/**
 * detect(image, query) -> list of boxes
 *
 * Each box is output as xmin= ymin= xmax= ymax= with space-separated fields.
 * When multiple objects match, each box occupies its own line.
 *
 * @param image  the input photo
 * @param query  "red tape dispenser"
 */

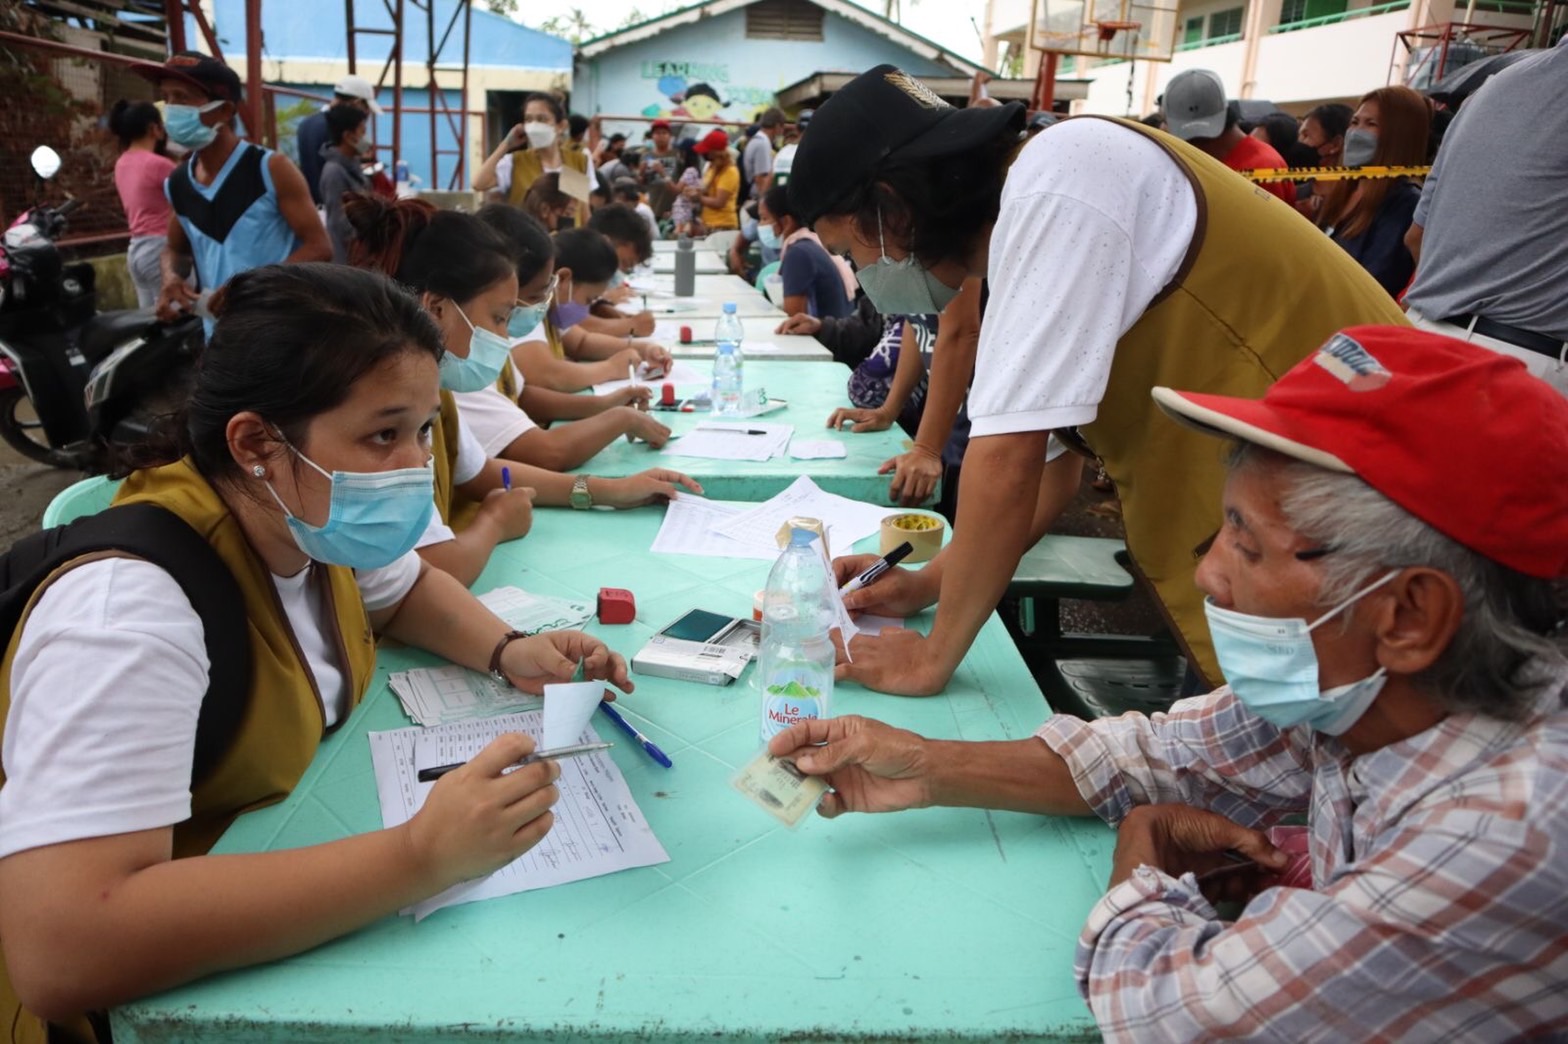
xmin=596 ymin=587 xmax=636 ymax=625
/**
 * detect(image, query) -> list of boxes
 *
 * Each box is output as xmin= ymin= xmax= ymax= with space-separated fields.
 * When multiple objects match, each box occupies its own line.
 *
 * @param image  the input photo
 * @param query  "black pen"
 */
xmin=416 ymin=741 xmax=612 ymax=782
xmin=839 ymin=541 xmax=914 ymax=594
xmin=703 ymin=428 xmax=767 ymax=436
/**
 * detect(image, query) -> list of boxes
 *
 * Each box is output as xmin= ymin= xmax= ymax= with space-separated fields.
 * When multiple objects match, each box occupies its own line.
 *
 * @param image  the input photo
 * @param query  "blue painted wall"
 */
xmin=576 ymin=7 xmax=958 ymax=138
xmin=188 ymin=0 xmax=570 ymax=189
xmin=191 ymin=0 xmax=569 ymax=70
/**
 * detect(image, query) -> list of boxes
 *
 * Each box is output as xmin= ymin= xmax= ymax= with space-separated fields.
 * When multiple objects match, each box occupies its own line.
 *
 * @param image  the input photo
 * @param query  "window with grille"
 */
xmin=1279 ymin=0 xmax=1309 ymax=23
xmin=1208 ymin=7 xmax=1244 ymax=38
xmin=1183 ymin=15 xmax=1205 ymax=44
xmin=745 ymin=0 xmax=826 ymax=41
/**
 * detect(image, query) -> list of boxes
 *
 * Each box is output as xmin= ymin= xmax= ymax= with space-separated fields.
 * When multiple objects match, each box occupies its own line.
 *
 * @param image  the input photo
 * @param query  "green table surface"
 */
xmin=662 ymin=316 xmax=831 ymax=362
xmin=112 ymin=509 xmax=1111 ymax=1043
xmin=580 ymin=359 xmax=918 ymax=504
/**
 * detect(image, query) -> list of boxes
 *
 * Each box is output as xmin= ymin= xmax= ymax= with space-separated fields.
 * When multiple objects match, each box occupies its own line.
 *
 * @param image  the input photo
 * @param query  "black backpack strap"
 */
xmin=0 ymin=504 xmax=251 ymax=786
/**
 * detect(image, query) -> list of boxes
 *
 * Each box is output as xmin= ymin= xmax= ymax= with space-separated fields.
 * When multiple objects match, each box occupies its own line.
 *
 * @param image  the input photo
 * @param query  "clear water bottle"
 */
xmin=712 ymin=302 xmax=744 ymax=416
xmin=758 ymin=528 xmax=834 ymax=743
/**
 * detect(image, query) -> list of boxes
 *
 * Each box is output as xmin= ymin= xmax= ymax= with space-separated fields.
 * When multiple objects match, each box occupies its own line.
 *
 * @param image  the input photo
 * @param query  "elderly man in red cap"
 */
xmin=771 ymin=327 xmax=1568 ymax=1041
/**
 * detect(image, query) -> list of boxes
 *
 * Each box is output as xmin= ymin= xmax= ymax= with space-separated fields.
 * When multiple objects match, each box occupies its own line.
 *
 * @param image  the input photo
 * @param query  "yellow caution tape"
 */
xmin=1241 ymin=165 xmax=1432 ymax=182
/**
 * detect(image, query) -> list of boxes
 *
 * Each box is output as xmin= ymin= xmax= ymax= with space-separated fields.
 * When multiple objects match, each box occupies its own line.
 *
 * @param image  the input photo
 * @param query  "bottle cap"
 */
xmin=722 ymin=302 xmax=737 ymax=314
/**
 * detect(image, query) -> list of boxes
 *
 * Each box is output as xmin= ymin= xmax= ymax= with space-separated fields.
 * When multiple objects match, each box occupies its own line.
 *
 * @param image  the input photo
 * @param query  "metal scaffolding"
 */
xmin=159 ymin=0 xmax=473 ymax=189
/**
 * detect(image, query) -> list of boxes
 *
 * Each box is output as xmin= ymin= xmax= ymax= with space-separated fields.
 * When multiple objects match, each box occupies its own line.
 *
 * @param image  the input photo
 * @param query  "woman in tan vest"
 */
xmin=473 ymin=92 xmax=590 ymax=228
xmin=785 ymin=64 xmax=1405 ymax=697
xmin=0 ymin=264 xmax=631 ymax=1042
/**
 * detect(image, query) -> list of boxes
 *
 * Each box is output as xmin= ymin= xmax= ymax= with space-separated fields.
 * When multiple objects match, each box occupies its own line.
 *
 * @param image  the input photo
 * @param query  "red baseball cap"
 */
xmin=1152 ymin=325 xmax=1568 ymax=578
xmin=693 ymin=128 xmax=730 ymax=154
xmin=650 ymin=119 xmax=672 ymax=131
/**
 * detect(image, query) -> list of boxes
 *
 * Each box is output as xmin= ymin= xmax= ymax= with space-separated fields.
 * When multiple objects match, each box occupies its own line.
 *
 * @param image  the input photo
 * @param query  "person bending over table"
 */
xmin=774 ymin=328 xmax=1568 ymax=1041
xmin=787 ymin=65 xmax=1407 ymax=694
xmin=0 ymin=264 xmax=634 ymax=1043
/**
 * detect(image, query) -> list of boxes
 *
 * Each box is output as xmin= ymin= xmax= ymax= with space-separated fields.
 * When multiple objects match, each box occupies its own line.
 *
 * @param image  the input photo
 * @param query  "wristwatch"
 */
xmin=569 ymin=474 xmax=594 ymax=510
xmin=488 ymin=630 xmax=529 ymax=685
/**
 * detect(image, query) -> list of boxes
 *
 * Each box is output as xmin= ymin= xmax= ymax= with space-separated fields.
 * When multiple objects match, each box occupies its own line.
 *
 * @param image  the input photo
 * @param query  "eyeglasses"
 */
xmin=518 ymin=273 xmax=558 ymax=308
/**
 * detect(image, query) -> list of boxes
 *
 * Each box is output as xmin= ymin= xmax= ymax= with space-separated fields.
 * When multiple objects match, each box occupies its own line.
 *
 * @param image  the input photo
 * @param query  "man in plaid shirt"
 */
xmin=772 ymin=326 xmax=1568 ymax=1041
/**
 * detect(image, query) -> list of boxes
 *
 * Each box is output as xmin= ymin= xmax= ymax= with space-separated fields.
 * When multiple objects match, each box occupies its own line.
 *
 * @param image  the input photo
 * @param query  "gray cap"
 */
xmin=1162 ymin=69 xmax=1228 ymax=141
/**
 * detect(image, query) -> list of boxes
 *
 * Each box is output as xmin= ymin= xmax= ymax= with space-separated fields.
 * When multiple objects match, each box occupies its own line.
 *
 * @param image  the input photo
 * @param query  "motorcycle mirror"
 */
xmin=30 ymin=146 xmax=62 ymax=180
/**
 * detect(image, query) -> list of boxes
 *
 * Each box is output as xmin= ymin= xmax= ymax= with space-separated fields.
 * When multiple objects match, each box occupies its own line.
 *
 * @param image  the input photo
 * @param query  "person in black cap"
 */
xmin=131 ymin=51 xmax=328 ymax=326
xmin=787 ymin=64 xmax=1407 ymax=697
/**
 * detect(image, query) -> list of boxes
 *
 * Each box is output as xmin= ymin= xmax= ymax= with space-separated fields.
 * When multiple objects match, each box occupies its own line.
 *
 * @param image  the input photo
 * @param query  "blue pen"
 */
xmin=501 ymin=466 xmax=511 ymax=492
xmin=598 ymin=700 xmax=673 ymax=768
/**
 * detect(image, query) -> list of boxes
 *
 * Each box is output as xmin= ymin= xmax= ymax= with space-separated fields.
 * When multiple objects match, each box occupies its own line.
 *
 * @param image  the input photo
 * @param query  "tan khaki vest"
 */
xmin=432 ymin=389 xmax=482 ymax=532
xmin=1073 ymin=117 xmax=1407 ymax=684
xmin=0 ymin=458 xmax=378 ymax=1043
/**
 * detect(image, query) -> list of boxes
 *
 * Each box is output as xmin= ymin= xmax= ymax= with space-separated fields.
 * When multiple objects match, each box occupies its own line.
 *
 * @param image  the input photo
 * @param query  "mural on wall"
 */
xmin=639 ymin=60 xmax=778 ymax=124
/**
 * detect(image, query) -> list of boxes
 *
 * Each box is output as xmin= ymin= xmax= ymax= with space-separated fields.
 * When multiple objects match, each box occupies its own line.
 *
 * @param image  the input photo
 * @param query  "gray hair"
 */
xmin=1229 ymin=444 xmax=1566 ymax=721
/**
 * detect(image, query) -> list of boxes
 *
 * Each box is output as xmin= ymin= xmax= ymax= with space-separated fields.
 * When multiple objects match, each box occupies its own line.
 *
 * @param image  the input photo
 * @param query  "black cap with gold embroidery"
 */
xmin=788 ymin=64 xmax=1025 ymax=226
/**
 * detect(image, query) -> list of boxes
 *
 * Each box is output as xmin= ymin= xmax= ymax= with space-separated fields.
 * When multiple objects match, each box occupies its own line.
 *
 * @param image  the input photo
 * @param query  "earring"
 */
xmin=252 ymin=464 xmax=267 ymax=478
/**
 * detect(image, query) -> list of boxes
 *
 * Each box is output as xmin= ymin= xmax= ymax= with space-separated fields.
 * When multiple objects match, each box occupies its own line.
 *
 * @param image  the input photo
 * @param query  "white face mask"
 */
xmin=525 ymin=122 xmax=557 ymax=150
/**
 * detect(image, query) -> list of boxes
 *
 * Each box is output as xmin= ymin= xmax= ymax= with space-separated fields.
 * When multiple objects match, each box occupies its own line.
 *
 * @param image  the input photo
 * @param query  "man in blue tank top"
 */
xmin=131 ymin=52 xmax=328 ymax=325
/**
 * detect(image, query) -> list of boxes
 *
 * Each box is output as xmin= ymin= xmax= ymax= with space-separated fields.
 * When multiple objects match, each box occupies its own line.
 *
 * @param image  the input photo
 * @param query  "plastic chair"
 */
xmin=41 ymin=475 xmax=121 ymax=527
xmin=705 ymin=229 xmax=740 ymax=259
xmin=753 ymin=260 xmax=781 ymax=293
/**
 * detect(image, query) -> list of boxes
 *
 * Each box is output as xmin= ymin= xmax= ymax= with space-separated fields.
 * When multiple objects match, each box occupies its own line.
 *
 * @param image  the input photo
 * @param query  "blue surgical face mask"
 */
xmin=440 ymin=300 xmax=512 ymax=392
xmin=508 ymin=274 xmax=556 ymax=340
xmin=164 ymin=100 xmax=224 ymax=149
xmin=608 ymin=270 xmax=627 ymax=289
xmin=757 ymin=222 xmax=781 ymax=250
xmin=1342 ymin=128 xmax=1378 ymax=169
xmin=853 ymin=208 xmax=960 ymax=317
xmin=265 ymin=441 xmax=434 ymax=570
xmin=1205 ymin=571 xmax=1399 ymax=736
xmin=550 ymin=274 xmax=590 ymax=330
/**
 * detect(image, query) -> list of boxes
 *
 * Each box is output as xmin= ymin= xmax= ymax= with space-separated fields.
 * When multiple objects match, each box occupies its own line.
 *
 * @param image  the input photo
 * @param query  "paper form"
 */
xmin=477 ymin=587 xmax=594 ymax=634
xmin=369 ymin=711 xmax=669 ymax=920
xmin=541 ymin=680 xmax=605 ymax=748
xmin=388 ymin=665 xmax=542 ymax=726
xmin=649 ymin=495 xmax=778 ymax=559
xmin=712 ymin=476 xmax=893 ymax=552
xmin=662 ymin=421 xmax=793 ymax=462
xmin=591 ymin=359 xmax=708 ymax=396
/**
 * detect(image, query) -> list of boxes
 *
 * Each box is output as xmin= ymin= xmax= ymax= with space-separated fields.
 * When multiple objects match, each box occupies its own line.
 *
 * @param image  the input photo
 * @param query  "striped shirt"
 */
xmin=1037 ymin=678 xmax=1568 ymax=1042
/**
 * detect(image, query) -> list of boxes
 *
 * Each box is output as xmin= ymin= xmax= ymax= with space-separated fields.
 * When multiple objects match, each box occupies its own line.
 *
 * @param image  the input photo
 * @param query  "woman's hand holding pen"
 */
xmin=500 ymin=632 xmax=633 ymax=697
xmin=405 ymin=732 xmax=561 ymax=885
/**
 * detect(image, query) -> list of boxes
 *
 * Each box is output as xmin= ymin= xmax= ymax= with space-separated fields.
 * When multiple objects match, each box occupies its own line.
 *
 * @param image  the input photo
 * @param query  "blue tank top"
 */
xmin=165 ymin=143 xmax=298 ymax=297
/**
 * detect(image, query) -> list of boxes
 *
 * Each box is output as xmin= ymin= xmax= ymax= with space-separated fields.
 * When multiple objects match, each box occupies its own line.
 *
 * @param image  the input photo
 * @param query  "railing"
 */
xmin=1176 ymin=30 xmax=1244 ymax=50
xmin=1268 ymin=0 xmax=1410 ymax=35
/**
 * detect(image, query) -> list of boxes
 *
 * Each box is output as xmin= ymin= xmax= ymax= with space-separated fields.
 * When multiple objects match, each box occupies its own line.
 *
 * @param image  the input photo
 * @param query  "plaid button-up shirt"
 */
xmin=1037 ymin=677 xmax=1568 ymax=1042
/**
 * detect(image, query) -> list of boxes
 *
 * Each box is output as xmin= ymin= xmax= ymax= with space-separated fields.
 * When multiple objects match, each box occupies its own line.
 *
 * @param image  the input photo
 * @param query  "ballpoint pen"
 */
xmin=598 ymin=700 xmax=673 ymax=768
xmin=840 ymin=541 xmax=914 ymax=594
xmin=501 ymin=465 xmax=511 ymax=492
xmin=416 ymin=742 xmax=612 ymax=783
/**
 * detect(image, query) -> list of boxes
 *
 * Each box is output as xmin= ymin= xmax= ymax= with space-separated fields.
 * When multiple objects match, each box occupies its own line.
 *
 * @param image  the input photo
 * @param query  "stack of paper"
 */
xmin=389 ymin=589 xmax=594 ymax=726
xmin=648 ymin=479 xmax=895 ymax=561
xmin=369 ymin=711 xmax=669 ymax=920
xmin=478 ymin=587 xmax=594 ymax=633
xmin=648 ymin=494 xmax=780 ymax=559
xmin=712 ymin=475 xmax=892 ymax=554
xmin=663 ymin=421 xmax=793 ymax=462
xmin=389 ymin=665 xmax=538 ymax=726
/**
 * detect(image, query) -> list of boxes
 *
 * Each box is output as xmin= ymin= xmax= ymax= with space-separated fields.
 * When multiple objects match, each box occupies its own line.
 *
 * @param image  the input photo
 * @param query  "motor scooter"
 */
xmin=0 ymin=145 xmax=201 ymax=471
